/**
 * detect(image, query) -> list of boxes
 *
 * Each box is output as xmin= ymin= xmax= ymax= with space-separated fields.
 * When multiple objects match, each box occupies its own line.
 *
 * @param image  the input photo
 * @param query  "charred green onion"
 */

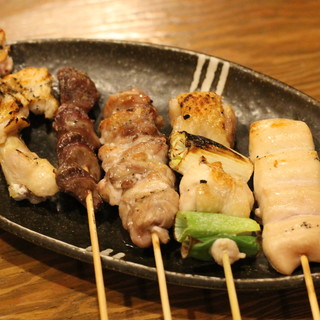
xmin=169 ymin=131 xmax=253 ymax=182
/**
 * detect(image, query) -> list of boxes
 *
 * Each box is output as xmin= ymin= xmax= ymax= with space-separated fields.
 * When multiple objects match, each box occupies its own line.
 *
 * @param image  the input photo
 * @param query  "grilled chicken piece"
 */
xmin=249 ymin=118 xmax=320 ymax=274
xmin=169 ymin=92 xmax=236 ymax=148
xmin=98 ymin=88 xmax=179 ymax=247
xmin=179 ymin=160 xmax=254 ymax=218
xmin=0 ymin=136 xmax=58 ymax=203
xmin=0 ymin=67 xmax=59 ymax=143
xmin=0 ymin=92 xmax=29 ymax=144
xmin=2 ymin=67 xmax=59 ymax=119
xmin=0 ymin=29 xmax=13 ymax=76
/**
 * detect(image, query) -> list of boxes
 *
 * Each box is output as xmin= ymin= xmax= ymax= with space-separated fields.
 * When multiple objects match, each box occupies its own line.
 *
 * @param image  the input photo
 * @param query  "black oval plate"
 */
xmin=1 ymin=39 xmax=320 ymax=291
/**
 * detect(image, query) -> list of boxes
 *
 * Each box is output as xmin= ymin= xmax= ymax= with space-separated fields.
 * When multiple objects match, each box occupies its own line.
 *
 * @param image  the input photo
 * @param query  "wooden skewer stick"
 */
xmin=222 ymin=251 xmax=242 ymax=320
xmin=86 ymin=191 xmax=109 ymax=320
xmin=151 ymin=232 xmax=172 ymax=320
xmin=301 ymin=255 xmax=320 ymax=320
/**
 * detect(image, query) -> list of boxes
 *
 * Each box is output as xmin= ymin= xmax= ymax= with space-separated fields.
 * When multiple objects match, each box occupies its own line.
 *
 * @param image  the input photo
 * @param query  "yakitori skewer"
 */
xmin=97 ymin=88 xmax=180 ymax=320
xmin=168 ymin=91 xmax=260 ymax=320
xmin=53 ymin=67 xmax=108 ymax=320
xmin=249 ymin=118 xmax=320 ymax=319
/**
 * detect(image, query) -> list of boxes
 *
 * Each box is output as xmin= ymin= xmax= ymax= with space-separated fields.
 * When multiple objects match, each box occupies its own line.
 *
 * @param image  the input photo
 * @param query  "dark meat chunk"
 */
xmin=53 ymin=104 xmax=101 ymax=150
xmin=57 ymin=141 xmax=101 ymax=181
xmin=56 ymin=165 xmax=102 ymax=210
xmin=57 ymin=67 xmax=100 ymax=112
xmin=57 ymin=131 xmax=95 ymax=156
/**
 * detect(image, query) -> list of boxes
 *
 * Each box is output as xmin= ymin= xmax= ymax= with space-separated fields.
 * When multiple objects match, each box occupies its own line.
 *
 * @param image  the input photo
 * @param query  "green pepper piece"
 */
xmin=175 ymin=211 xmax=261 ymax=242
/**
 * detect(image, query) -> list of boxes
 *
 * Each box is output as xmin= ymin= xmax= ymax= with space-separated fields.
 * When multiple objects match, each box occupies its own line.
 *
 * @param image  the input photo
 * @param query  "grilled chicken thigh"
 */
xmin=179 ymin=160 xmax=254 ymax=218
xmin=0 ymin=67 xmax=59 ymax=203
xmin=98 ymin=88 xmax=179 ymax=248
xmin=249 ymin=118 xmax=320 ymax=274
xmin=0 ymin=136 xmax=58 ymax=203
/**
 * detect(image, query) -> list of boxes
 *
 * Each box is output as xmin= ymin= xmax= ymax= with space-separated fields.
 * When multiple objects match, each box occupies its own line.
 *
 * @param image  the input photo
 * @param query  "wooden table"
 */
xmin=1 ymin=1 xmax=320 ymax=319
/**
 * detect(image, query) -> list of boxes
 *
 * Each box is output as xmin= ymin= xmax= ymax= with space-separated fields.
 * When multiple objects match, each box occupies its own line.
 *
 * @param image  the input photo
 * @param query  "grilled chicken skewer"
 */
xmin=0 ymin=67 xmax=59 ymax=203
xmin=98 ymin=88 xmax=179 ymax=248
xmin=169 ymin=91 xmax=257 ymax=320
xmin=53 ymin=67 xmax=108 ymax=320
xmin=249 ymin=118 xmax=320 ymax=319
xmin=98 ymin=88 xmax=179 ymax=319
xmin=169 ymin=92 xmax=255 ymax=263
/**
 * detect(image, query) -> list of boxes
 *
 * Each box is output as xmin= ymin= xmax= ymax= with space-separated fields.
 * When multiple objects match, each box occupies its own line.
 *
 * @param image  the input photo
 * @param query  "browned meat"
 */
xmin=103 ymin=88 xmax=163 ymax=128
xmin=56 ymin=165 xmax=102 ymax=209
xmin=57 ymin=67 xmax=100 ymax=112
xmin=169 ymin=91 xmax=236 ymax=148
xmin=98 ymin=88 xmax=179 ymax=247
xmin=53 ymin=104 xmax=101 ymax=150
xmin=54 ymin=67 xmax=102 ymax=210
xmin=99 ymin=105 xmax=164 ymax=144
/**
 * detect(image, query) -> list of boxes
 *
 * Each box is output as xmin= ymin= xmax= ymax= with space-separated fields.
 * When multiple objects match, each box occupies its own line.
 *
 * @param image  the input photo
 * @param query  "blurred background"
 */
xmin=1 ymin=0 xmax=320 ymax=100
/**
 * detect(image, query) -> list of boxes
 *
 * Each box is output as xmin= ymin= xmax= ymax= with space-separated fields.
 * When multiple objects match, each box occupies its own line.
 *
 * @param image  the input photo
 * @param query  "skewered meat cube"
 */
xmin=169 ymin=91 xmax=236 ymax=148
xmin=98 ymin=88 xmax=179 ymax=248
xmin=249 ymin=118 xmax=320 ymax=274
xmin=179 ymin=159 xmax=254 ymax=218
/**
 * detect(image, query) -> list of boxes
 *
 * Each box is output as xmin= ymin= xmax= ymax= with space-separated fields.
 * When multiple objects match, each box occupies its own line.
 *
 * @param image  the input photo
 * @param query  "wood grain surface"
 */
xmin=1 ymin=1 xmax=320 ymax=319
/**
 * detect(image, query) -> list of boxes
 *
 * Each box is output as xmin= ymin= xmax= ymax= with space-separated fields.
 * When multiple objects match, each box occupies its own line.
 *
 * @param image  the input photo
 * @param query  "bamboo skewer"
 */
xmin=301 ymin=255 xmax=320 ymax=320
xmin=222 ymin=251 xmax=242 ymax=320
xmin=86 ymin=191 xmax=109 ymax=320
xmin=151 ymin=232 xmax=172 ymax=320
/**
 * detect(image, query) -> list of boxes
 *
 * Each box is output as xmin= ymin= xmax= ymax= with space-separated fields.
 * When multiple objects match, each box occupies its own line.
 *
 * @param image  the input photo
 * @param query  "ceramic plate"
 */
xmin=1 ymin=39 xmax=320 ymax=290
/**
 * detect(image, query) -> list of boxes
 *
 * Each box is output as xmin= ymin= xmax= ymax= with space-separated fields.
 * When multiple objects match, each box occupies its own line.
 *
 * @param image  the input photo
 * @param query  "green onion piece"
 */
xmin=181 ymin=234 xmax=260 ymax=261
xmin=174 ymin=211 xmax=261 ymax=242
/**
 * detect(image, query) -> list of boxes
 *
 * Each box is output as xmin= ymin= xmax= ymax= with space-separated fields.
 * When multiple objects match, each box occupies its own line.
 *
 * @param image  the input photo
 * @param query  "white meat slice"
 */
xmin=257 ymin=183 xmax=320 ymax=224
xmin=249 ymin=118 xmax=314 ymax=160
xmin=249 ymin=118 xmax=320 ymax=274
xmin=253 ymin=150 xmax=320 ymax=199
xmin=0 ymin=136 xmax=59 ymax=203
xmin=179 ymin=161 xmax=254 ymax=218
xmin=263 ymin=215 xmax=320 ymax=275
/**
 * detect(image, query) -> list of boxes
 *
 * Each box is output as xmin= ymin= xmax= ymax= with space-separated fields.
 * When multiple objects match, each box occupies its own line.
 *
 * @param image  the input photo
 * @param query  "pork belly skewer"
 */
xmin=98 ymin=88 xmax=179 ymax=320
xmin=0 ymin=67 xmax=59 ymax=203
xmin=249 ymin=118 xmax=320 ymax=319
xmin=53 ymin=67 xmax=108 ymax=320
xmin=169 ymin=91 xmax=258 ymax=320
